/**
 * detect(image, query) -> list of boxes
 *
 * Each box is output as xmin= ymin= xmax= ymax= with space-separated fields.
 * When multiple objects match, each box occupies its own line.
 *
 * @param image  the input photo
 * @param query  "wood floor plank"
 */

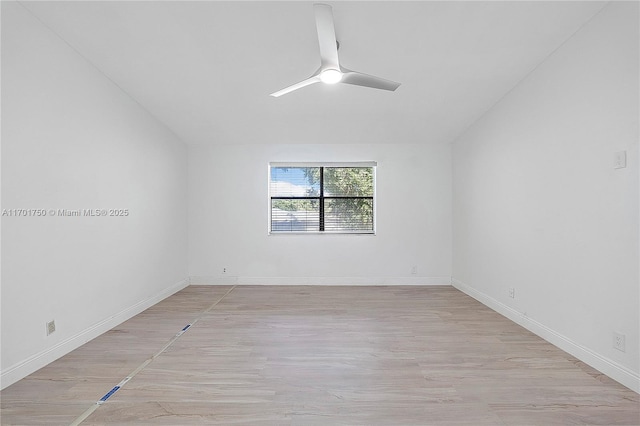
xmin=1 ymin=285 xmax=638 ymax=425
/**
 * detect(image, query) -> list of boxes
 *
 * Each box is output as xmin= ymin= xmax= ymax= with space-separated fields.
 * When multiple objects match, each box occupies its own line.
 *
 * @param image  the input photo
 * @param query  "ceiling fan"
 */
xmin=270 ymin=3 xmax=401 ymax=97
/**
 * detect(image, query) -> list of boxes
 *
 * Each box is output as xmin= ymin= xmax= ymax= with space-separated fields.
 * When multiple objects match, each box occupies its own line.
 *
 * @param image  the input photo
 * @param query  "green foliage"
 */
xmin=272 ymin=198 xmax=317 ymax=212
xmin=325 ymin=198 xmax=373 ymax=230
xmin=323 ymin=168 xmax=373 ymax=197
xmin=324 ymin=168 xmax=373 ymax=230
xmin=308 ymin=167 xmax=373 ymax=230
xmin=302 ymin=168 xmax=321 ymax=190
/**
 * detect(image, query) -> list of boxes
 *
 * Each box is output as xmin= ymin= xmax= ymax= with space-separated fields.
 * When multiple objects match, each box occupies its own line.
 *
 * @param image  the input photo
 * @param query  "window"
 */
xmin=269 ymin=162 xmax=376 ymax=234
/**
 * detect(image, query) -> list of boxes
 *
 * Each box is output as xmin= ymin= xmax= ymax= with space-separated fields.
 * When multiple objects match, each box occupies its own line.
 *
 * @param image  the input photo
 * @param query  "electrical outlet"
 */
xmin=614 ymin=151 xmax=627 ymax=169
xmin=411 ymin=266 xmax=417 ymax=275
xmin=509 ymin=287 xmax=515 ymax=299
xmin=613 ymin=332 xmax=626 ymax=352
xmin=46 ymin=320 xmax=56 ymax=336
xmin=222 ymin=267 xmax=227 ymax=274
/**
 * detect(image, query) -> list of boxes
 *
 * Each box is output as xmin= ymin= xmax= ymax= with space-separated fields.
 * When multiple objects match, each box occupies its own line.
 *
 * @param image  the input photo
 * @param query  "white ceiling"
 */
xmin=21 ymin=1 xmax=607 ymax=146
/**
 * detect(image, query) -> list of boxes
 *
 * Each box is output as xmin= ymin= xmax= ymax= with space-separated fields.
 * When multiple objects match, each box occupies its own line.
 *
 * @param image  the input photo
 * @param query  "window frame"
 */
xmin=268 ymin=162 xmax=377 ymax=235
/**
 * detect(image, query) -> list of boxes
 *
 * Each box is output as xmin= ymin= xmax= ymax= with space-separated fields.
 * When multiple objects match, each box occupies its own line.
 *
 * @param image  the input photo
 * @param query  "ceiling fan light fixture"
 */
xmin=320 ymin=68 xmax=342 ymax=84
xmin=269 ymin=4 xmax=400 ymax=97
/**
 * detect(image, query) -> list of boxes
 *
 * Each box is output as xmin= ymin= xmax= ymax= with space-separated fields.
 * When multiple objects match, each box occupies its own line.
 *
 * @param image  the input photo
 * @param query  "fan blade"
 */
xmin=270 ymin=75 xmax=321 ymax=97
xmin=340 ymin=69 xmax=401 ymax=91
xmin=314 ymin=4 xmax=340 ymax=69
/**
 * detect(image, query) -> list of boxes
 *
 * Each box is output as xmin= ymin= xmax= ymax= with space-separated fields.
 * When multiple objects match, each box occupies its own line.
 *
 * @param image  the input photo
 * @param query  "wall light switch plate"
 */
xmin=614 ymin=151 xmax=627 ymax=169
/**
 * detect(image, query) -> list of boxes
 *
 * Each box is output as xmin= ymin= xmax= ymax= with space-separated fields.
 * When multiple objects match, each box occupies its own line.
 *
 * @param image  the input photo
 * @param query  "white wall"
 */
xmin=1 ymin=3 xmax=188 ymax=388
xmin=189 ymin=143 xmax=451 ymax=285
xmin=452 ymin=2 xmax=639 ymax=391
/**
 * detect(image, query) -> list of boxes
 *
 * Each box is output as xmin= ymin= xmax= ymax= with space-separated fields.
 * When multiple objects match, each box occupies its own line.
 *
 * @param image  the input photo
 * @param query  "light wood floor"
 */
xmin=1 ymin=285 xmax=638 ymax=425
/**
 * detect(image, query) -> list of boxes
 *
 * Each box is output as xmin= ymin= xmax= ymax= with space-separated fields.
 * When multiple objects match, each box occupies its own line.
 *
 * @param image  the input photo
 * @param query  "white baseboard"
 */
xmin=452 ymin=278 xmax=640 ymax=393
xmin=189 ymin=276 xmax=451 ymax=286
xmin=0 ymin=278 xmax=189 ymax=390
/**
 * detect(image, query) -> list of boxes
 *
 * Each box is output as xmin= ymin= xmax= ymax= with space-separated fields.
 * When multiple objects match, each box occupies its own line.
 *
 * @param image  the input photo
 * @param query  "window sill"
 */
xmin=268 ymin=231 xmax=376 ymax=236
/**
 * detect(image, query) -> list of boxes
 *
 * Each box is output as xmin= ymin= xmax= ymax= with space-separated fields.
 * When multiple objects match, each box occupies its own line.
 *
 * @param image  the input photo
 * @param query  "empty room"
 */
xmin=1 ymin=1 xmax=638 ymax=424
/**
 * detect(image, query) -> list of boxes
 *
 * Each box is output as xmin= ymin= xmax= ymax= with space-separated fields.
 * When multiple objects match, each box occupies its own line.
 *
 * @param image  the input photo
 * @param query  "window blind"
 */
xmin=269 ymin=163 xmax=375 ymax=234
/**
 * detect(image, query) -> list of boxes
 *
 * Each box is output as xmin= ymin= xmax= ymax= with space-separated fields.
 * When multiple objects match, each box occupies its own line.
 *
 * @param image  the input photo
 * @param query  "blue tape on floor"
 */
xmin=99 ymin=385 xmax=120 ymax=402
